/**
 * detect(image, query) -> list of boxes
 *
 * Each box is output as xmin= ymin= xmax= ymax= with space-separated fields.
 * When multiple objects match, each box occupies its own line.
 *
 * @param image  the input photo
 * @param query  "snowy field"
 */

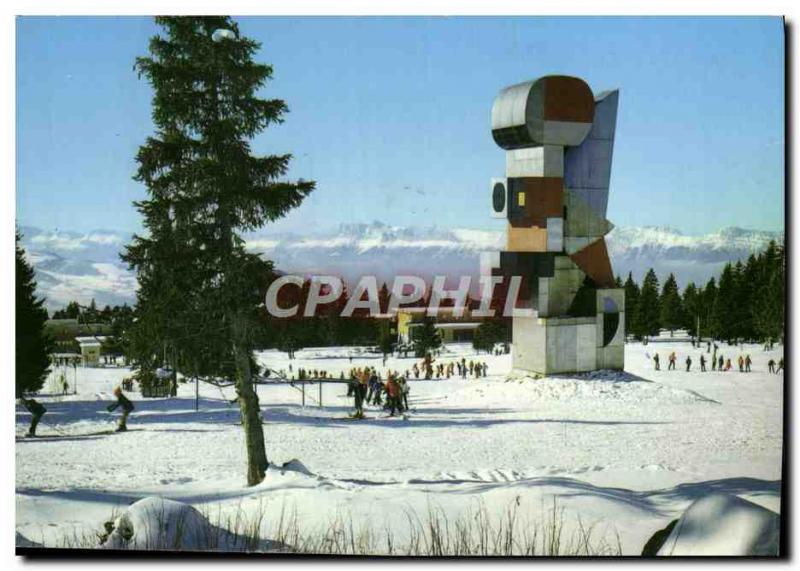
xmin=15 ymin=340 xmax=783 ymax=554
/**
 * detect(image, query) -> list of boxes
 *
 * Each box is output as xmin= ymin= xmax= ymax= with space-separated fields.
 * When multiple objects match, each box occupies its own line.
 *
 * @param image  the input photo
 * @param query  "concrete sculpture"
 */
xmin=485 ymin=75 xmax=624 ymax=374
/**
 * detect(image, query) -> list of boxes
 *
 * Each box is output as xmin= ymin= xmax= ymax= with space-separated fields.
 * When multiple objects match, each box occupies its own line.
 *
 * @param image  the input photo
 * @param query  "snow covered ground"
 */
xmin=15 ymin=339 xmax=783 ymax=554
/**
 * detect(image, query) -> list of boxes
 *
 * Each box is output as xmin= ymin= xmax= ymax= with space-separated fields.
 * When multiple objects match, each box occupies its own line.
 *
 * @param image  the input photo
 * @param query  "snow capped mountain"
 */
xmin=18 ymin=223 xmax=782 ymax=312
xmin=18 ymin=226 xmax=137 ymax=312
xmin=606 ymin=226 xmax=783 ymax=286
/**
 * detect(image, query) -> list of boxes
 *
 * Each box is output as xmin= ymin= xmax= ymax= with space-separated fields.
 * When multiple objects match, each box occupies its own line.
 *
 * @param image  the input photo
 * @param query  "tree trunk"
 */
xmin=233 ymin=316 xmax=269 ymax=486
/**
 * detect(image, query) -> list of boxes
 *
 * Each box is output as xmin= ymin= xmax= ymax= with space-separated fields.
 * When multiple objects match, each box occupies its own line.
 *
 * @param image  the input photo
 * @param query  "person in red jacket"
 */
xmin=385 ymin=373 xmax=401 ymax=417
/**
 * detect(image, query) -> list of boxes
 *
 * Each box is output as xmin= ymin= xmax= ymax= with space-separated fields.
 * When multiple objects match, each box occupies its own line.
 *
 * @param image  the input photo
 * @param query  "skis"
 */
xmin=16 ymin=429 xmax=135 ymax=441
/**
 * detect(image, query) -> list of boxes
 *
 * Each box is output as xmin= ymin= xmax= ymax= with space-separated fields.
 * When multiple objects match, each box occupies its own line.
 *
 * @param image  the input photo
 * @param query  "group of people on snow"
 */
xmin=347 ymin=366 xmax=410 ymax=419
xmin=411 ymin=356 xmax=488 ymax=380
xmin=651 ymin=346 xmax=782 ymax=374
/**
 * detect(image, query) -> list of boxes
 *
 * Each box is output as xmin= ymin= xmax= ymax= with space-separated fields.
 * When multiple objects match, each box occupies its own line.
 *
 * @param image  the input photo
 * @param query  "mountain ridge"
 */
xmin=18 ymin=223 xmax=783 ymax=312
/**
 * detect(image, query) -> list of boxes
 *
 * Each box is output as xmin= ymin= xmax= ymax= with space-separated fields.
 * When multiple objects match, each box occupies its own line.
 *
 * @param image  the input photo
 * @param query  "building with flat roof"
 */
xmin=395 ymin=307 xmax=486 ymax=345
xmin=75 ymin=336 xmax=109 ymax=367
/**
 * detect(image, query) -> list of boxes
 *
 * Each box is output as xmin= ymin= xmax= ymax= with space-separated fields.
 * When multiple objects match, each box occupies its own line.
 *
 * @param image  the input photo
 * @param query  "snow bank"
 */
xmin=100 ymin=497 xmax=279 ymax=552
xmin=657 ymin=493 xmax=779 ymax=556
xmin=460 ymin=372 xmax=718 ymax=406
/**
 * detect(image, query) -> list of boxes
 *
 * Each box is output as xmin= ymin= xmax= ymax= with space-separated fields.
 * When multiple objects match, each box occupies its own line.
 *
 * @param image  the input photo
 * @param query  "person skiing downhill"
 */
xmin=107 ymin=387 xmax=135 ymax=432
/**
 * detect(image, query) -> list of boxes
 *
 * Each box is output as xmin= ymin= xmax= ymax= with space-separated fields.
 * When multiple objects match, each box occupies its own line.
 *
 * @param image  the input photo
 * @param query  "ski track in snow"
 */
xmin=15 ymin=340 xmax=783 ymax=553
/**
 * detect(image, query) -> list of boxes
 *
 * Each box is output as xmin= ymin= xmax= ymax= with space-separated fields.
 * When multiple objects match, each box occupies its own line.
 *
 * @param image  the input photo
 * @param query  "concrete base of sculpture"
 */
xmin=511 ymin=288 xmax=625 ymax=376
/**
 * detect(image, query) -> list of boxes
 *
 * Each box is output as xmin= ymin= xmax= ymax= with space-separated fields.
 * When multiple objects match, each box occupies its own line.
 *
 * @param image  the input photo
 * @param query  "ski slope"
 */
xmin=15 ymin=339 xmax=783 ymax=554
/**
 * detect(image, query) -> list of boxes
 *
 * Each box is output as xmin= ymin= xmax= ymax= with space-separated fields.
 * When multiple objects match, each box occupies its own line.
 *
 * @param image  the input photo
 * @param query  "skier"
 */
xmin=737 ymin=355 xmax=744 ymax=373
xmin=352 ymin=369 xmax=369 ymax=419
xmin=400 ymin=377 xmax=410 ymax=411
xmin=745 ymin=354 xmax=752 ymax=373
xmin=724 ymin=358 xmax=732 ymax=372
xmin=423 ymin=353 xmax=434 ymax=380
xmin=700 ymin=354 xmax=706 ymax=372
xmin=385 ymin=374 xmax=401 ymax=417
xmin=372 ymin=377 xmax=384 ymax=406
xmin=775 ymin=358 xmax=783 ymax=374
xmin=685 ymin=355 xmax=692 ymax=372
xmin=653 ymin=353 xmax=660 ymax=371
xmin=20 ymin=397 xmax=47 ymax=437
xmin=668 ymin=352 xmax=676 ymax=371
xmin=718 ymin=355 xmax=724 ymax=371
xmin=366 ymin=373 xmax=376 ymax=404
xmin=768 ymin=359 xmax=776 ymax=373
xmin=107 ymin=387 xmax=135 ymax=432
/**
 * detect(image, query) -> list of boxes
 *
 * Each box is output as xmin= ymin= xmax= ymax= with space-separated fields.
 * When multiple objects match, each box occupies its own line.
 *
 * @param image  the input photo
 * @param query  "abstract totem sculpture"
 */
xmin=485 ymin=75 xmax=625 ymax=374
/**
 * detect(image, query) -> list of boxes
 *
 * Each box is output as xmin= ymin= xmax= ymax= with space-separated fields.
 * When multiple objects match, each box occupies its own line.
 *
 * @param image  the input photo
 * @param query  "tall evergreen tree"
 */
xmin=659 ymin=273 xmax=683 ymax=334
xmin=681 ymin=282 xmax=700 ymax=336
xmin=711 ymin=263 xmax=737 ymax=343
xmin=124 ymin=17 xmax=314 ymax=486
xmin=635 ymin=269 xmax=661 ymax=339
xmin=623 ymin=272 xmax=641 ymax=339
xmin=753 ymin=240 xmax=785 ymax=342
xmin=700 ymin=277 xmax=717 ymax=339
xmin=16 ymin=232 xmax=54 ymax=397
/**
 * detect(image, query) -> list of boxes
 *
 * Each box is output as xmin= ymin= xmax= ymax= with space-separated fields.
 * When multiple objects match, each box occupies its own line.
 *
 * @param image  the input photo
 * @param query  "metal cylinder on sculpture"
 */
xmin=485 ymin=75 xmax=625 ymax=375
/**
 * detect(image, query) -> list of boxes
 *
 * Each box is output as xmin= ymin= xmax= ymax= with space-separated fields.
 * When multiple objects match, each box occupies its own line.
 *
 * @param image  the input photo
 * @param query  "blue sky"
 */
xmin=17 ymin=16 xmax=784 ymax=235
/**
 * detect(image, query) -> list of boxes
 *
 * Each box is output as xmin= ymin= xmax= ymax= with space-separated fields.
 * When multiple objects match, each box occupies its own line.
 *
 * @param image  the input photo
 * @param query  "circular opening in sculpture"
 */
xmin=492 ymin=182 xmax=506 ymax=213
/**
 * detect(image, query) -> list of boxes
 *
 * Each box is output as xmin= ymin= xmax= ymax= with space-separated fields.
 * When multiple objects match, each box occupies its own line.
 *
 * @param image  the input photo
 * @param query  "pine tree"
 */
xmin=737 ymin=255 xmax=759 ymax=341
xmin=413 ymin=316 xmax=442 ymax=358
xmin=635 ymin=269 xmax=661 ymax=339
xmin=16 ymin=231 xmax=54 ymax=397
xmin=753 ymin=240 xmax=785 ymax=343
xmin=700 ymin=277 xmax=717 ymax=339
xmin=681 ymin=282 xmax=700 ymax=336
xmin=124 ymin=17 xmax=314 ymax=486
xmin=623 ymin=272 xmax=641 ymax=339
xmin=473 ymin=319 xmax=506 ymax=353
xmin=711 ymin=263 xmax=737 ymax=343
xmin=659 ymin=273 xmax=683 ymax=335
xmin=728 ymin=260 xmax=747 ymax=341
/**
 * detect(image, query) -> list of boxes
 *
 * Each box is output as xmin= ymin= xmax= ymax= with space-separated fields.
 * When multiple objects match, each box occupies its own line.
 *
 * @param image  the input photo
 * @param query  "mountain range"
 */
xmin=18 ymin=223 xmax=783 ymax=313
